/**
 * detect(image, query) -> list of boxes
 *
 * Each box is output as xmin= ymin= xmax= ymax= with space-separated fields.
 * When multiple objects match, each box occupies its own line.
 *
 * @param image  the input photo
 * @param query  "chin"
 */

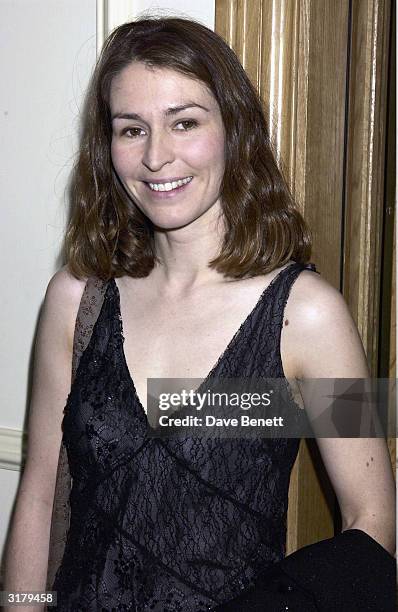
xmin=140 ymin=205 xmax=210 ymax=231
xmin=150 ymin=215 xmax=200 ymax=231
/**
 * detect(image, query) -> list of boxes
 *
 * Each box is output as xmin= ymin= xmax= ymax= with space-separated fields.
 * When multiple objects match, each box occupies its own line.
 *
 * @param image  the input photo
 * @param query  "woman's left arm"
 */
xmin=286 ymin=271 xmax=396 ymax=556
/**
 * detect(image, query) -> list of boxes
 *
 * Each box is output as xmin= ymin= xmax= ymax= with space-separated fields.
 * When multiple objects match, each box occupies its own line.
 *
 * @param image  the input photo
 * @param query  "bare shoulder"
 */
xmin=285 ymin=269 xmax=350 ymax=325
xmin=43 ymin=264 xmax=88 ymax=351
xmin=282 ymin=268 xmax=369 ymax=378
xmin=46 ymin=264 xmax=87 ymax=302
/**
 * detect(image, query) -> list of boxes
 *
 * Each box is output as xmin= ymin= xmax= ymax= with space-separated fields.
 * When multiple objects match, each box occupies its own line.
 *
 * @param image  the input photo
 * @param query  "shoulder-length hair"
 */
xmin=64 ymin=16 xmax=311 ymax=280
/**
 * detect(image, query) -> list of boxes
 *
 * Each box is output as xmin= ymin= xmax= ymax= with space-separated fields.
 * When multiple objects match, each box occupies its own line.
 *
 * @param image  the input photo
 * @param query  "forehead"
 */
xmin=109 ymin=62 xmax=216 ymax=111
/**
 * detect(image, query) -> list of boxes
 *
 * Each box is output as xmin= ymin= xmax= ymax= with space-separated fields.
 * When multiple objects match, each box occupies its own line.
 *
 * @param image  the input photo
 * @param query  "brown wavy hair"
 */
xmin=64 ymin=16 xmax=311 ymax=280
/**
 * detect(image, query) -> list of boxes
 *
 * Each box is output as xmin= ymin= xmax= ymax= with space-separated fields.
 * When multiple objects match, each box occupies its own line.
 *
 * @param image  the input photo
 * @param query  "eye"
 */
xmin=174 ymin=119 xmax=198 ymax=131
xmin=122 ymin=127 xmax=146 ymax=138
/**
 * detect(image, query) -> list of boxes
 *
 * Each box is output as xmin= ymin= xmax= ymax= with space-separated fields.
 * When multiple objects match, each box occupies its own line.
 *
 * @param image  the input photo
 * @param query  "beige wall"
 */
xmin=0 ymin=0 xmax=97 ymax=564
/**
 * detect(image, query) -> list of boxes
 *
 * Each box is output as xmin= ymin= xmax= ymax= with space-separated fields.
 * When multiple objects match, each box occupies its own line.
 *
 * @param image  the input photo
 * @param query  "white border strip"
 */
xmin=96 ymin=0 xmax=106 ymax=55
xmin=96 ymin=0 xmax=135 ymax=56
xmin=0 ymin=427 xmax=25 ymax=471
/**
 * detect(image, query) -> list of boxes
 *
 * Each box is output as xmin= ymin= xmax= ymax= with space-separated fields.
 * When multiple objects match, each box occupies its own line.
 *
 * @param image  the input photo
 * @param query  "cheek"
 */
xmin=183 ymin=134 xmax=225 ymax=174
xmin=111 ymin=141 xmax=137 ymax=178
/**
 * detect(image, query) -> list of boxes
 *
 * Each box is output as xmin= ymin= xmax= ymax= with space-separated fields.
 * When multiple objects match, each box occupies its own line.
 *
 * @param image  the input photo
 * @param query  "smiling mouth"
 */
xmin=145 ymin=176 xmax=193 ymax=192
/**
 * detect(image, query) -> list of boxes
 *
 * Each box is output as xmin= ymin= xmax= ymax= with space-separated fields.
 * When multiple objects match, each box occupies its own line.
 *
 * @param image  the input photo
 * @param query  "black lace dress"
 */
xmin=51 ymin=262 xmax=317 ymax=611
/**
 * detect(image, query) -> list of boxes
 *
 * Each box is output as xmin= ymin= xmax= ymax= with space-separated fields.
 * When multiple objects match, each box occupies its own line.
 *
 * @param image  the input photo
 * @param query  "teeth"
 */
xmin=148 ymin=176 xmax=193 ymax=191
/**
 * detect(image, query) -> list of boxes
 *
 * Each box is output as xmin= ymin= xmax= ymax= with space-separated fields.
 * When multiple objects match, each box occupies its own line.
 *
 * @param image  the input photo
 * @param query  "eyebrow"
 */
xmin=111 ymin=103 xmax=210 ymax=122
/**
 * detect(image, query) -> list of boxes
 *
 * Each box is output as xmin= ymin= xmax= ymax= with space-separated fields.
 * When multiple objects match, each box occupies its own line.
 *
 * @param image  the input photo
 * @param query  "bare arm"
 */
xmin=284 ymin=271 xmax=396 ymax=555
xmin=2 ymin=267 xmax=86 ymax=611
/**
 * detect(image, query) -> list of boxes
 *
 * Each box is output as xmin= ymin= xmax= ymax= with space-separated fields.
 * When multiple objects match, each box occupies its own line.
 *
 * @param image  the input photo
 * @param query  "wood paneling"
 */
xmin=287 ymin=440 xmax=335 ymax=553
xmin=343 ymin=0 xmax=392 ymax=374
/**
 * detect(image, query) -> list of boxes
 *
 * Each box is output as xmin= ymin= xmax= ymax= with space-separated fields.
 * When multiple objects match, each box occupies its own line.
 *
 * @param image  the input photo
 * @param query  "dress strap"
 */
xmin=275 ymin=261 xmax=319 ymax=317
xmin=254 ymin=261 xmax=319 ymax=380
xmin=71 ymin=277 xmax=109 ymax=383
xmin=301 ymin=262 xmax=319 ymax=273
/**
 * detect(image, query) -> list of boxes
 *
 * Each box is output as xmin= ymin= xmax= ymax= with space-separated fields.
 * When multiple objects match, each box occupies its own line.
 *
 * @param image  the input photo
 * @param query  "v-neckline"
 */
xmin=112 ymin=262 xmax=298 ymax=418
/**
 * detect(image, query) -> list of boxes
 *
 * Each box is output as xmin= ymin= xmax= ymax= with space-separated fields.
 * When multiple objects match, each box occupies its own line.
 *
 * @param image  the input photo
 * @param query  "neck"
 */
xmin=152 ymin=203 xmax=226 ymax=292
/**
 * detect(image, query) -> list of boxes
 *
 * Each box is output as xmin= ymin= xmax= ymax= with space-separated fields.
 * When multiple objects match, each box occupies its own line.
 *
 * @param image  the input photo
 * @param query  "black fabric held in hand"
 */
xmin=279 ymin=528 xmax=396 ymax=611
xmin=215 ymin=529 xmax=395 ymax=612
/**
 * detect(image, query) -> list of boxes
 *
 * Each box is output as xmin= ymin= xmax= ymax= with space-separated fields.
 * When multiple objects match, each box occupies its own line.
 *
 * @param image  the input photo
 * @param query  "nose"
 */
xmin=141 ymin=131 xmax=175 ymax=172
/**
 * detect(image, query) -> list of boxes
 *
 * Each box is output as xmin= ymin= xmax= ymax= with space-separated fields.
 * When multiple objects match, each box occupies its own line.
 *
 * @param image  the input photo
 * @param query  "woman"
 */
xmin=3 ymin=16 xmax=395 ymax=612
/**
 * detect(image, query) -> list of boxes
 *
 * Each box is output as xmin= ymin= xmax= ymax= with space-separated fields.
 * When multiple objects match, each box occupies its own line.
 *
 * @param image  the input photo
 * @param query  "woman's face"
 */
xmin=109 ymin=62 xmax=226 ymax=230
